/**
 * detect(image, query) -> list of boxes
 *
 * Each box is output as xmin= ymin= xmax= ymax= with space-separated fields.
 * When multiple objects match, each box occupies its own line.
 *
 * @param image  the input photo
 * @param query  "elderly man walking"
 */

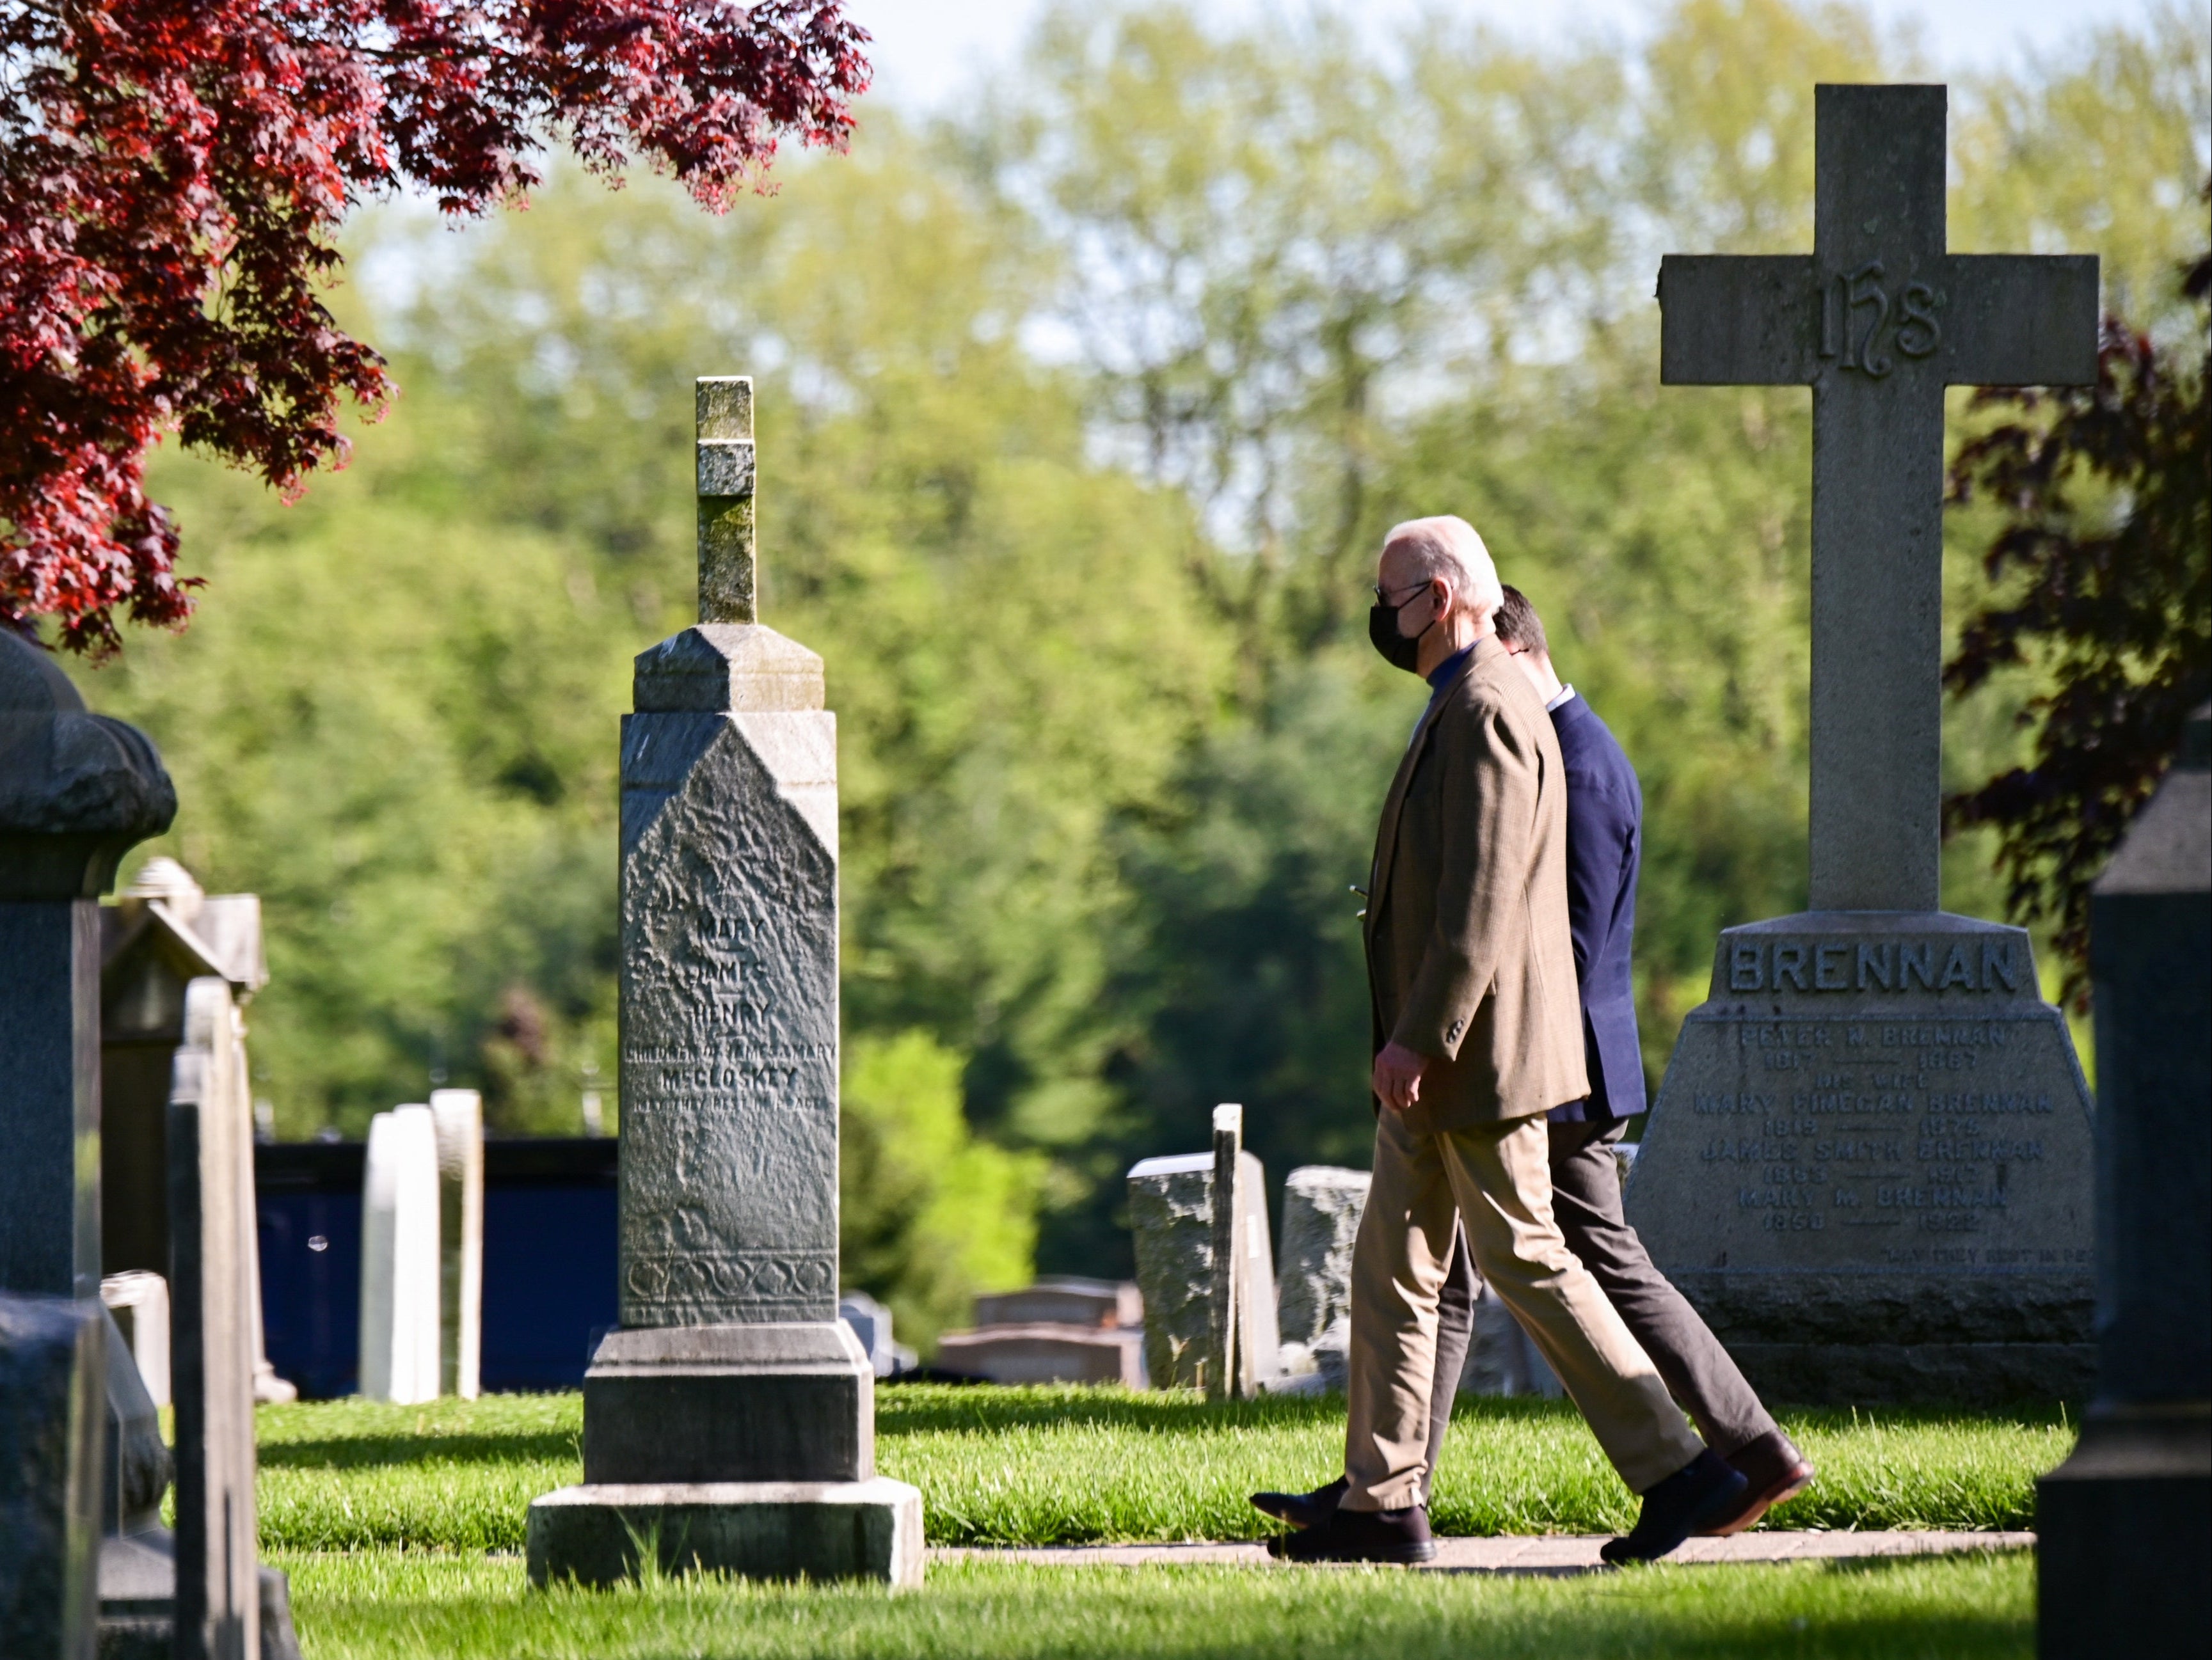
xmin=1266 ymin=517 xmax=1745 ymax=1566
xmin=1257 ymin=581 xmax=1815 ymax=1553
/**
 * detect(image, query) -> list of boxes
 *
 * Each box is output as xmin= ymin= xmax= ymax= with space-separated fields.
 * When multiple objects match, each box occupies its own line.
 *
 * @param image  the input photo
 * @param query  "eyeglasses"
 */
xmin=1372 ymin=579 xmax=1433 ymax=607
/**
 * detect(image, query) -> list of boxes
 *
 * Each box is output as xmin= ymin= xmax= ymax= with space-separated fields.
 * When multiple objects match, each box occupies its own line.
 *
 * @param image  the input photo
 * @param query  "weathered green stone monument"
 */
xmin=528 ymin=379 xmax=922 ymax=1588
xmin=1624 ymin=84 xmax=2103 ymax=1402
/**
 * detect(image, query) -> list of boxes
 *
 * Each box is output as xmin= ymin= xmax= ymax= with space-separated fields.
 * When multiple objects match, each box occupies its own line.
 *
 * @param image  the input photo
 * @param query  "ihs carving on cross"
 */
xmin=1659 ymin=84 xmax=2098 ymax=914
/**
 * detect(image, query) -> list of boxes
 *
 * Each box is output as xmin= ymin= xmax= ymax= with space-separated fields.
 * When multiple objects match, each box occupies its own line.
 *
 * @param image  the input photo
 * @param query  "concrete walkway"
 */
xmin=932 ymin=1531 xmax=2033 ymax=1577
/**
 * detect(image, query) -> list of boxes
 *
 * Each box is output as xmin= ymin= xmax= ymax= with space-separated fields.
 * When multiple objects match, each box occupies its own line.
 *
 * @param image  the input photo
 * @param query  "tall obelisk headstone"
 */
xmin=528 ymin=379 xmax=922 ymax=1588
xmin=1624 ymin=85 xmax=2103 ymax=1402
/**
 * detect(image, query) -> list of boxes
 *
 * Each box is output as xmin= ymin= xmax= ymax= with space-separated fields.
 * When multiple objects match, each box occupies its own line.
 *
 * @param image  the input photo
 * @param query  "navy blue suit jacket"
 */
xmin=1545 ymin=694 xmax=1647 ymax=1123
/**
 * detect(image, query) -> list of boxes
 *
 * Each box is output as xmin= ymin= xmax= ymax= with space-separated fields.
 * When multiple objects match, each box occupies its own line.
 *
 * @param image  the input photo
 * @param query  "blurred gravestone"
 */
xmin=0 ymin=628 xmax=173 ymax=1304
xmin=837 ymin=1291 xmax=901 ymax=1379
xmin=358 ymin=1105 xmax=442 ymax=1405
xmin=973 ymin=1279 xmax=1141 ymax=1331
xmin=939 ymin=1277 xmax=1145 ymax=1386
xmin=99 ymin=1272 xmax=170 ymax=1410
xmin=0 ymin=1295 xmax=104 ymax=1660
xmin=1628 ymin=85 xmax=2102 ymax=1402
xmin=100 ymin=857 xmax=294 ymax=1405
xmin=2039 ymin=707 xmax=2211 ymax=1657
xmin=170 ymin=977 xmax=287 ymax=1660
xmin=1275 ymin=1167 xmax=1368 ymax=1377
xmin=1127 ymin=1137 xmax=1271 ymax=1393
xmin=529 ymin=377 xmax=921 ymax=1589
xmin=430 ymin=1089 xmax=484 ymax=1400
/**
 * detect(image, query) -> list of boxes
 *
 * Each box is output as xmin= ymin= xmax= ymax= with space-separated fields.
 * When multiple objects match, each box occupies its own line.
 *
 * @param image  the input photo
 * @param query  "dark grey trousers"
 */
xmin=1424 ymin=1116 xmax=1775 ymax=1490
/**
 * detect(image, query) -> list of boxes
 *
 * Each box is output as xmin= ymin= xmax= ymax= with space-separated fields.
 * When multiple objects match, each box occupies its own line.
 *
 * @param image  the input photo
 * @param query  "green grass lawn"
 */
xmin=257 ymin=1386 xmax=2067 ymax=1552
xmin=259 ymin=1387 xmax=2052 ymax=1657
xmin=282 ymin=1551 xmax=2033 ymax=1660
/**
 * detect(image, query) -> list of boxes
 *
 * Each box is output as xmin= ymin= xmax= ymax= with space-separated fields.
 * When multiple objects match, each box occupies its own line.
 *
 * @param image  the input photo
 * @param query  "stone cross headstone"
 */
xmin=358 ymin=1104 xmax=441 ymax=1405
xmin=1627 ymin=84 xmax=2102 ymax=1402
xmin=529 ymin=378 xmax=921 ymax=1589
xmin=2039 ymin=707 xmax=2210 ymax=1657
xmin=0 ymin=1295 xmax=104 ymax=1660
xmin=430 ymin=1089 xmax=484 ymax=1400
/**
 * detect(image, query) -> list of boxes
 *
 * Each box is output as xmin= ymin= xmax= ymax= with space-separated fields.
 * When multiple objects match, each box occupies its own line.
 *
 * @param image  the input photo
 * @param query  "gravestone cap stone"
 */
xmin=108 ymin=859 xmax=267 ymax=997
xmin=0 ymin=630 xmax=175 ymax=900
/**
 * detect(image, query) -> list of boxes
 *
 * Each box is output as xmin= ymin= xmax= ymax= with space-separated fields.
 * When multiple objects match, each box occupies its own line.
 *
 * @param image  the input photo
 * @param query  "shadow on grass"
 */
xmin=259 ymin=1430 xmax=580 ymax=1471
xmin=875 ymin=1388 xmax=1579 ymax=1438
xmin=877 ymin=1386 xmax=2066 ymax=1439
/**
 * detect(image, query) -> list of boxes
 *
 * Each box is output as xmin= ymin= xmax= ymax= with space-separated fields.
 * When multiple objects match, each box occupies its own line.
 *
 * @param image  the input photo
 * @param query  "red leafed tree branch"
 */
xmin=0 ymin=0 xmax=868 ymax=654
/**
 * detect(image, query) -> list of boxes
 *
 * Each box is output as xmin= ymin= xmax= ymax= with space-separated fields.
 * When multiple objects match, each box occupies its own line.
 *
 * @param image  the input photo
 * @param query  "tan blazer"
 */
xmin=1364 ymin=634 xmax=1589 ymax=1131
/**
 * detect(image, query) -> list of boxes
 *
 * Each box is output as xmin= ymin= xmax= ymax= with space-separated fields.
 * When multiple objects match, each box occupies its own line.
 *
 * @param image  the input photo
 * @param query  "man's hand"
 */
xmin=1371 ymin=1041 xmax=1431 ymax=1112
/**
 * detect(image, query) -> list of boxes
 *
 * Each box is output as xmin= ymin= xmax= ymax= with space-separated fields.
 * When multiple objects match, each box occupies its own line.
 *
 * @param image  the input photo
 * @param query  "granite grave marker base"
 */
xmin=532 ymin=1317 xmax=921 ymax=1586
xmin=527 ymin=1478 xmax=924 ymax=1589
xmin=1627 ymin=910 xmax=2095 ymax=1403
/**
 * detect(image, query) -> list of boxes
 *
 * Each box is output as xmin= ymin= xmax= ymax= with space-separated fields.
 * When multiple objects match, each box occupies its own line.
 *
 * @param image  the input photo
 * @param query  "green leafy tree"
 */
xmin=841 ymin=1031 xmax=1047 ymax=1354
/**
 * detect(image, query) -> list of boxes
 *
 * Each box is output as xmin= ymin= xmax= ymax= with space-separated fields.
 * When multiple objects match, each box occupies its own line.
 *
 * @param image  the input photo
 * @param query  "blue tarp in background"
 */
xmin=257 ymin=1137 xmax=618 ymax=1398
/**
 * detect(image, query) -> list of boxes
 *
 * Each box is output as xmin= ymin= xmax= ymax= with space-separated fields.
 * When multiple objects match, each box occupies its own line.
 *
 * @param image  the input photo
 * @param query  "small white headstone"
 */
xmin=838 ymin=1292 xmax=898 ymax=1379
xmin=99 ymin=1270 xmax=171 ymax=1409
xmin=358 ymin=1105 xmax=440 ymax=1403
xmin=429 ymin=1089 xmax=484 ymax=1400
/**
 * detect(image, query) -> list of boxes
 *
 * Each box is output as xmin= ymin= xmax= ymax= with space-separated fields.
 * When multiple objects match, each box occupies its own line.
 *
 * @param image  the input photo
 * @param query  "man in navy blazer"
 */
xmin=1255 ymin=588 xmax=1814 ymax=1538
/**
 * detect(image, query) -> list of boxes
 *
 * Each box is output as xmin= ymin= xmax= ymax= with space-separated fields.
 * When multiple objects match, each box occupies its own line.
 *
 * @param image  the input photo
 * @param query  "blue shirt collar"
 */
xmin=1426 ymin=640 xmax=1477 ymax=693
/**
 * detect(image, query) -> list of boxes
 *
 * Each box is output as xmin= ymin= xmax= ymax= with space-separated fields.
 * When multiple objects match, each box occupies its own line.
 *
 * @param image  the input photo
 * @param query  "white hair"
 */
xmin=1381 ymin=516 xmax=1504 ymax=623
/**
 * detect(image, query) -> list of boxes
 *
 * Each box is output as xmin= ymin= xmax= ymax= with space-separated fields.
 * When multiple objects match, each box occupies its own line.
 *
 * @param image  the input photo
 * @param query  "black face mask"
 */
xmin=1369 ymin=592 xmax=1433 ymax=674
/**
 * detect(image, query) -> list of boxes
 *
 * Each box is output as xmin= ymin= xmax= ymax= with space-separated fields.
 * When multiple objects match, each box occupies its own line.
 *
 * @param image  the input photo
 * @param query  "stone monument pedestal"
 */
xmin=1627 ymin=911 xmax=2094 ymax=1403
xmin=527 ymin=1478 xmax=923 ymax=1589
xmin=530 ymin=1321 xmax=920 ymax=1587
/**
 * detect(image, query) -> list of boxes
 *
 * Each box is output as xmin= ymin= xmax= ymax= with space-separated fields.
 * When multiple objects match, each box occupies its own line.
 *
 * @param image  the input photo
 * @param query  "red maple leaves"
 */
xmin=1 ymin=1 xmax=868 ymax=653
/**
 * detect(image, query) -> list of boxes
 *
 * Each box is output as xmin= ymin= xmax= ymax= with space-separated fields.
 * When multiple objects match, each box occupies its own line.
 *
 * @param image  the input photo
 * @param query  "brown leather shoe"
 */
xmin=1700 ymin=1430 xmax=1815 ymax=1536
xmin=1268 ymin=1502 xmax=1436 ymax=1564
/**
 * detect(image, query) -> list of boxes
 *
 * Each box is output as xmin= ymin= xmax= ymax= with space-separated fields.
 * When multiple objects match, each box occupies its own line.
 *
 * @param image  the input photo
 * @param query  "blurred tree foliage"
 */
xmin=72 ymin=1 xmax=2209 ymax=1293
xmin=841 ymin=1031 xmax=1047 ymax=1352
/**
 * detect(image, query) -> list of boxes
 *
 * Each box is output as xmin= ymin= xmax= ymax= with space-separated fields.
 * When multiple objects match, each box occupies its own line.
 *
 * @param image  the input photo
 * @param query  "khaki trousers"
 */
xmin=1344 ymin=1105 xmax=1705 ymax=1508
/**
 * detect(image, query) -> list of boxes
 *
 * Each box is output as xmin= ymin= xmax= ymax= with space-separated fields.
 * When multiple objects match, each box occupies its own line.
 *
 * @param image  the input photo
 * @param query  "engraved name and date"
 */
xmin=1687 ymin=1015 xmax=2085 ymax=1269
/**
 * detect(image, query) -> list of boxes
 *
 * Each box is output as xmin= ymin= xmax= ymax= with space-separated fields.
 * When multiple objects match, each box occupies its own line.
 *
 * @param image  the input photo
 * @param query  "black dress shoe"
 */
xmin=1701 ymin=1430 xmax=1816 ymax=1536
xmin=1600 ymin=1451 xmax=1749 ymax=1565
xmin=1269 ymin=1502 xmax=1436 ymax=1564
xmin=1250 ymin=1476 xmax=1348 ymax=1530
